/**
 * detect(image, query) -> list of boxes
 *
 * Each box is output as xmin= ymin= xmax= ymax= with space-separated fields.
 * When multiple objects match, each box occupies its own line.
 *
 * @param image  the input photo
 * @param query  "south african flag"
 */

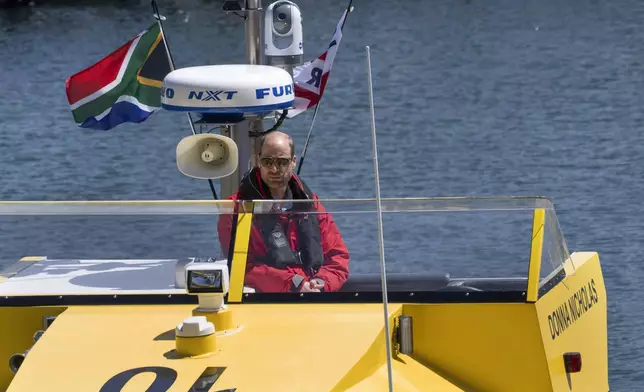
xmin=65 ymin=23 xmax=172 ymax=130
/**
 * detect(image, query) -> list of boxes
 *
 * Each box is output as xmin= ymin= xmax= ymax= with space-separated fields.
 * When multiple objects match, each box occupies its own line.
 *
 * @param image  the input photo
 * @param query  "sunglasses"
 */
xmin=259 ymin=156 xmax=293 ymax=168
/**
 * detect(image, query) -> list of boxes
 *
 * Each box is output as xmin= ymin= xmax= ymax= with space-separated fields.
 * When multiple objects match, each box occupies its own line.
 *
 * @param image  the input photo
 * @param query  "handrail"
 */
xmin=228 ymin=202 xmax=255 ymax=303
xmin=527 ymin=208 xmax=546 ymax=302
xmin=0 ymin=196 xmax=556 ymax=215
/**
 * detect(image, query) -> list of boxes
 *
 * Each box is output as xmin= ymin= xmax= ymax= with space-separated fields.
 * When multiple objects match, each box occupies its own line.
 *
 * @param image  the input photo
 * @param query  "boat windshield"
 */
xmin=0 ymin=197 xmax=572 ymax=304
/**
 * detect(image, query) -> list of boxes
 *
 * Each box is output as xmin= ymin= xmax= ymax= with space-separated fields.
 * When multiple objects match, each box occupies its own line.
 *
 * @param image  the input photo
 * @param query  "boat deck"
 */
xmin=0 ymin=257 xmax=185 ymax=296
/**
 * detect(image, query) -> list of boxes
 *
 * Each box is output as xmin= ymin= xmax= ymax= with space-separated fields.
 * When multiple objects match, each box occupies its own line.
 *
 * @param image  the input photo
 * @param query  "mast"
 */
xmin=216 ymin=0 xmax=303 ymax=197
xmin=220 ymin=0 xmax=265 ymax=198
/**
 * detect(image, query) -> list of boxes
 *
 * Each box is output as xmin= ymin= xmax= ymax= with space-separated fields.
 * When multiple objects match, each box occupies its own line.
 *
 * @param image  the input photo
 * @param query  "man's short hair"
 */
xmin=258 ymin=131 xmax=295 ymax=157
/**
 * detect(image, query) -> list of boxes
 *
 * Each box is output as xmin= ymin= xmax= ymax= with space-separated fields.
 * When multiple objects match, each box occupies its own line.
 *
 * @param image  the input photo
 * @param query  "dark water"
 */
xmin=1 ymin=0 xmax=643 ymax=389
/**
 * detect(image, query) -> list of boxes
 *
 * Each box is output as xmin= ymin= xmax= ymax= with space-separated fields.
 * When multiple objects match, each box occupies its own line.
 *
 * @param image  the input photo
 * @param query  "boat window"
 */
xmin=0 ymin=200 xmax=238 ymax=298
xmin=237 ymin=197 xmax=572 ymax=302
xmin=0 ymin=197 xmax=572 ymax=305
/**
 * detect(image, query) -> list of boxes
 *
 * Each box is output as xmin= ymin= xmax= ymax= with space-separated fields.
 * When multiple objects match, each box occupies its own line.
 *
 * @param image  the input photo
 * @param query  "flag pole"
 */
xmin=295 ymin=101 xmax=321 ymax=176
xmin=151 ymin=0 xmax=218 ymax=200
xmin=296 ymin=0 xmax=353 ymax=177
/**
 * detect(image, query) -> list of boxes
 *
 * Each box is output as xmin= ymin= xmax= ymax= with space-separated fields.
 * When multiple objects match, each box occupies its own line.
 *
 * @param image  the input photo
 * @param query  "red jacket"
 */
xmin=217 ymin=169 xmax=350 ymax=293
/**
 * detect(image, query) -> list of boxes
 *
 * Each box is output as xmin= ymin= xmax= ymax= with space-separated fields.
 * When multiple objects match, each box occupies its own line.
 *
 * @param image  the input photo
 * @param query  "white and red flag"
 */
xmin=286 ymin=1 xmax=353 ymax=118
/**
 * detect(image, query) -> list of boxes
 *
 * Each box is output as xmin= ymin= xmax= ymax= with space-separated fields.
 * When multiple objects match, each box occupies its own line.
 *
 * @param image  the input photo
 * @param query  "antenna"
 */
xmin=366 ymin=45 xmax=394 ymax=391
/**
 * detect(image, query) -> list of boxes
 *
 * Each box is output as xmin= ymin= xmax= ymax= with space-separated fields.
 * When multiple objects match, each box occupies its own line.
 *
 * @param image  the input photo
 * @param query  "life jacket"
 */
xmin=235 ymin=168 xmax=324 ymax=273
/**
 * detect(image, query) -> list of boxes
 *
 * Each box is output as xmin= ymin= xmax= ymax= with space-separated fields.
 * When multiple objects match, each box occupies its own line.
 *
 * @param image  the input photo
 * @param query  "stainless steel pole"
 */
xmin=245 ymin=0 xmax=263 ymax=65
xmin=366 ymin=45 xmax=394 ymax=392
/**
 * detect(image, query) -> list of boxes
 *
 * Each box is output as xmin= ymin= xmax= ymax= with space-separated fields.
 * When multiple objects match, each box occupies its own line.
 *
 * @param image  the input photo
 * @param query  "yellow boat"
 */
xmin=0 ymin=1 xmax=609 ymax=390
xmin=0 ymin=196 xmax=609 ymax=391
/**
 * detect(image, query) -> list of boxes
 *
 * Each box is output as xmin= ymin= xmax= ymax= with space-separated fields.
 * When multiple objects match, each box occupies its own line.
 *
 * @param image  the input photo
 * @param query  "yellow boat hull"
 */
xmin=0 ymin=251 xmax=607 ymax=391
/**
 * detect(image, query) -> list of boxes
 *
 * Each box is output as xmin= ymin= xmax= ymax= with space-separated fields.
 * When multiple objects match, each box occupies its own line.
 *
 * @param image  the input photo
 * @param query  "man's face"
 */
xmin=258 ymin=138 xmax=296 ymax=190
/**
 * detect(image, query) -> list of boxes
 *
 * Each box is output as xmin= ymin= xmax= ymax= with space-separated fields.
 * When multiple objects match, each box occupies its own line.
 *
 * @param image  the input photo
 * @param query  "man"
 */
xmin=217 ymin=131 xmax=350 ymax=293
